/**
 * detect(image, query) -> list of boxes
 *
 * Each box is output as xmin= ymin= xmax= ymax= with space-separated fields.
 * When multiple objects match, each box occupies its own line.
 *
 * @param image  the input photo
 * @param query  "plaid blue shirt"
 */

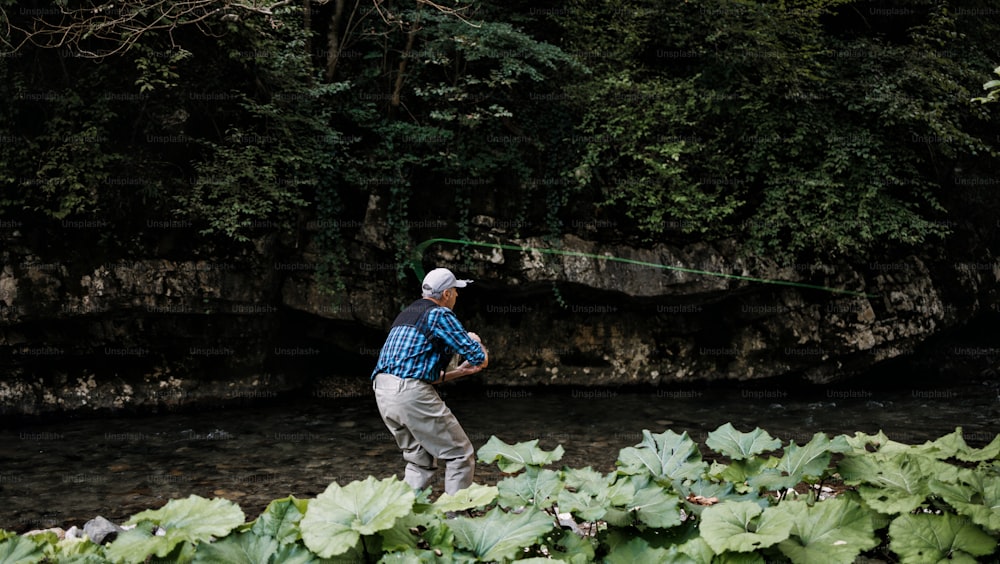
xmin=371 ymin=306 xmax=486 ymax=382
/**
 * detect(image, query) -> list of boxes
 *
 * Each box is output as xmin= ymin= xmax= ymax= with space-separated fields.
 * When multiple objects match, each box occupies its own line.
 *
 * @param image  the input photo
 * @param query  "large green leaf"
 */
xmin=931 ymin=475 xmax=1000 ymax=533
xmin=836 ymin=452 xmax=880 ymax=485
xmin=842 ymin=454 xmax=932 ymax=514
xmin=377 ymin=512 xmax=430 ymax=553
xmin=497 ymin=468 xmax=564 ymax=509
xmin=715 ymin=457 xmax=776 ymax=490
xmin=110 ymin=496 xmax=246 ymax=561
xmin=105 ymin=523 xmax=176 ymax=563
xmin=750 ymin=433 xmax=849 ymax=492
xmin=962 ymin=434 xmax=1000 ymax=462
xmin=125 ymin=496 xmax=246 ymax=534
xmin=271 ymin=541 xmax=326 ymax=564
xmin=706 ymin=423 xmax=781 ymax=461
xmin=545 ymin=529 xmax=596 ymax=563
xmin=700 ymin=501 xmax=793 ymax=553
xmin=561 ymin=466 xmax=613 ymax=497
xmin=602 ymin=536 xmax=678 ymax=564
xmin=684 ymin=478 xmax=740 ymax=502
xmin=0 ymin=535 xmax=43 ymax=563
xmin=378 ymin=548 xmax=476 ymax=563
xmin=447 ymin=506 xmax=554 ymax=562
xmin=432 ymin=483 xmax=499 ymax=512
xmin=842 ymin=431 xmax=912 ymax=456
xmin=477 ymin=436 xmax=565 ymax=473
xmin=616 ymin=429 xmax=707 ymax=483
xmin=250 ymin=496 xmax=308 ymax=546
xmin=300 ymin=476 xmax=416 ymax=558
xmin=45 ymin=534 xmax=109 ymax=563
xmin=780 ymin=433 xmax=851 ymax=478
xmin=918 ymin=428 xmax=1000 ymax=462
xmin=776 ymin=498 xmax=879 ymax=564
xmin=557 ymin=473 xmax=635 ymax=522
xmin=626 ymin=481 xmax=684 ymax=529
xmin=378 ymin=548 xmax=480 ymax=564
xmin=378 ymin=507 xmax=455 ymax=559
xmin=676 ymin=536 xmax=715 ymax=563
xmin=889 ymin=513 xmax=997 ymax=563
xmin=191 ymin=531 xmax=278 ymax=563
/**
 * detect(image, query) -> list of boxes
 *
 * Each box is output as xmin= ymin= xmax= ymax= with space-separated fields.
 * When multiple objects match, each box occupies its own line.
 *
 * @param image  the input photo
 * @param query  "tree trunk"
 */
xmin=391 ymin=7 xmax=422 ymax=108
xmin=324 ymin=0 xmax=346 ymax=82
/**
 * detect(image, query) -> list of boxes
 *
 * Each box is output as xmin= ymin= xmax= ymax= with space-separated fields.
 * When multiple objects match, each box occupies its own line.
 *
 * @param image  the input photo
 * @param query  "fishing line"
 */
xmin=412 ymin=237 xmax=878 ymax=299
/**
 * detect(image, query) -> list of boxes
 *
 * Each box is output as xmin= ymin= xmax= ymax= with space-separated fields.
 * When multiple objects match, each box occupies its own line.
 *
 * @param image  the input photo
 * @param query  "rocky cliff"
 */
xmin=2 ymin=215 xmax=998 ymax=415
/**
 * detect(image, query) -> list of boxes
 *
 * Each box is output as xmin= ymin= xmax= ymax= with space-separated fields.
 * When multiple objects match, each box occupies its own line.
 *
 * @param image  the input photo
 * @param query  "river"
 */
xmin=2 ymin=377 xmax=998 ymax=533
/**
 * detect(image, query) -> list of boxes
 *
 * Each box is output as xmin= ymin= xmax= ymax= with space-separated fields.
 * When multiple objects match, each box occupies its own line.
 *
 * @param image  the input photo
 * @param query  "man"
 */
xmin=371 ymin=267 xmax=489 ymax=495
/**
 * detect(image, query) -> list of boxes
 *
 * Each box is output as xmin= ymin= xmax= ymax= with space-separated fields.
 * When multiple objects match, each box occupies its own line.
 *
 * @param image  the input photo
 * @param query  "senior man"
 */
xmin=371 ymin=267 xmax=489 ymax=495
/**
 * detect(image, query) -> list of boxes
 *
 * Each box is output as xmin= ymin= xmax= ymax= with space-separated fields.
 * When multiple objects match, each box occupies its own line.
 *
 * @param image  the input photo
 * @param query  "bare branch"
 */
xmin=413 ymin=0 xmax=478 ymax=28
xmin=0 ymin=0 xmax=476 ymax=59
xmin=0 ymin=0 xmax=295 ymax=58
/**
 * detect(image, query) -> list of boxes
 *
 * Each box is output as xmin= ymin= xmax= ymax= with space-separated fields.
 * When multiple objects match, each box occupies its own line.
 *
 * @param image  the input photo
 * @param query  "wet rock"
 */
xmin=84 ymin=516 xmax=124 ymax=544
xmin=556 ymin=511 xmax=583 ymax=536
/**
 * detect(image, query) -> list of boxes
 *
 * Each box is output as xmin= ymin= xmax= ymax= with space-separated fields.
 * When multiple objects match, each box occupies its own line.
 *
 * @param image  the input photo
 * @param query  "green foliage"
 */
xmin=0 ymin=425 xmax=997 ymax=562
xmin=326 ymin=5 xmax=586 ymax=277
xmin=573 ymin=72 xmax=744 ymax=237
xmin=705 ymin=423 xmax=782 ymax=461
xmin=173 ymin=21 xmax=344 ymax=244
xmin=776 ymin=498 xmax=879 ymax=564
xmin=616 ymin=429 xmax=707 ymax=485
xmin=0 ymin=77 xmax=122 ymax=221
xmin=109 ymin=495 xmax=245 ymax=562
xmin=0 ymin=535 xmax=43 ymax=562
xmin=4 ymin=0 xmax=998 ymax=272
xmin=496 ymin=467 xmax=564 ymax=509
xmin=973 ymin=66 xmax=1000 ymax=104
xmin=557 ymin=467 xmax=634 ymax=522
xmin=839 ymin=452 xmax=937 ymax=514
xmin=246 ymin=496 xmax=309 ymax=545
xmin=558 ymin=0 xmax=998 ymax=261
xmin=432 ymin=483 xmax=499 ymax=512
xmin=299 ymin=475 xmax=416 ymax=557
xmin=447 ymin=507 xmax=554 ymax=562
xmin=133 ymin=45 xmax=191 ymax=93
xmin=476 ymin=435 xmax=565 ymax=473
xmin=700 ymin=501 xmax=794 ymax=554
xmin=748 ymin=432 xmax=852 ymax=492
xmin=889 ymin=513 xmax=997 ymax=563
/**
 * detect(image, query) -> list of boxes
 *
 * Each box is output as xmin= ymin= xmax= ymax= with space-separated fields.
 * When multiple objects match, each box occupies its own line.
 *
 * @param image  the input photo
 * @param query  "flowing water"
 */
xmin=2 ymin=378 xmax=998 ymax=533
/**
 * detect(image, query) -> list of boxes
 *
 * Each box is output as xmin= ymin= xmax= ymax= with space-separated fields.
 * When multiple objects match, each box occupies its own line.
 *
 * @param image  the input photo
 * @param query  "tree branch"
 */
xmin=0 ymin=0 xmax=296 ymax=58
xmin=0 ymin=0 xmax=476 ymax=60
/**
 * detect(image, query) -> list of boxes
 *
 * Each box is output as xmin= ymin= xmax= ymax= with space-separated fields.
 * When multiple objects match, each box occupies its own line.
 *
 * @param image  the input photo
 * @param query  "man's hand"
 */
xmin=435 ymin=361 xmax=483 ymax=385
xmin=467 ymin=332 xmax=489 ymax=368
xmin=452 ymin=361 xmax=484 ymax=377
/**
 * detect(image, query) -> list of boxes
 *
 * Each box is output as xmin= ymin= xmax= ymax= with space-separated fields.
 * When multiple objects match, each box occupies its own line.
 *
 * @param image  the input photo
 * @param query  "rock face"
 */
xmin=1 ymin=219 xmax=998 ymax=415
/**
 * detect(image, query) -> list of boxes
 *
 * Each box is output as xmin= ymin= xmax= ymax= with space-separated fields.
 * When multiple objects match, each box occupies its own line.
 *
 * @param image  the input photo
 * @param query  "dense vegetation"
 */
xmin=2 ymin=424 xmax=998 ymax=562
xmin=1 ymin=0 xmax=998 ymax=285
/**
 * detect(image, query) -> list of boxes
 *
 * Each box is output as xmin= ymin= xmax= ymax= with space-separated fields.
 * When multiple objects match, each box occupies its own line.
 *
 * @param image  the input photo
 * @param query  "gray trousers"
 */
xmin=373 ymin=373 xmax=475 ymax=495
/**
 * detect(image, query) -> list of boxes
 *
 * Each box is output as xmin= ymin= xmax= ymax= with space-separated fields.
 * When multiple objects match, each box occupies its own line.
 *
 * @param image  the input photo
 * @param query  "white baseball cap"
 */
xmin=421 ymin=268 xmax=472 ymax=298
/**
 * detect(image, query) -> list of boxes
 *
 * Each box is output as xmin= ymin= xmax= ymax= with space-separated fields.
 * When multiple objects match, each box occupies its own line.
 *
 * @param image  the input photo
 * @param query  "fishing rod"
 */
xmin=412 ymin=237 xmax=878 ymax=299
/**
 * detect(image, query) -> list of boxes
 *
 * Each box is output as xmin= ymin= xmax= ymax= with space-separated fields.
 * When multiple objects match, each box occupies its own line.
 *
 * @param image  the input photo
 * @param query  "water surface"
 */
xmin=2 ymin=379 xmax=997 ymax=532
